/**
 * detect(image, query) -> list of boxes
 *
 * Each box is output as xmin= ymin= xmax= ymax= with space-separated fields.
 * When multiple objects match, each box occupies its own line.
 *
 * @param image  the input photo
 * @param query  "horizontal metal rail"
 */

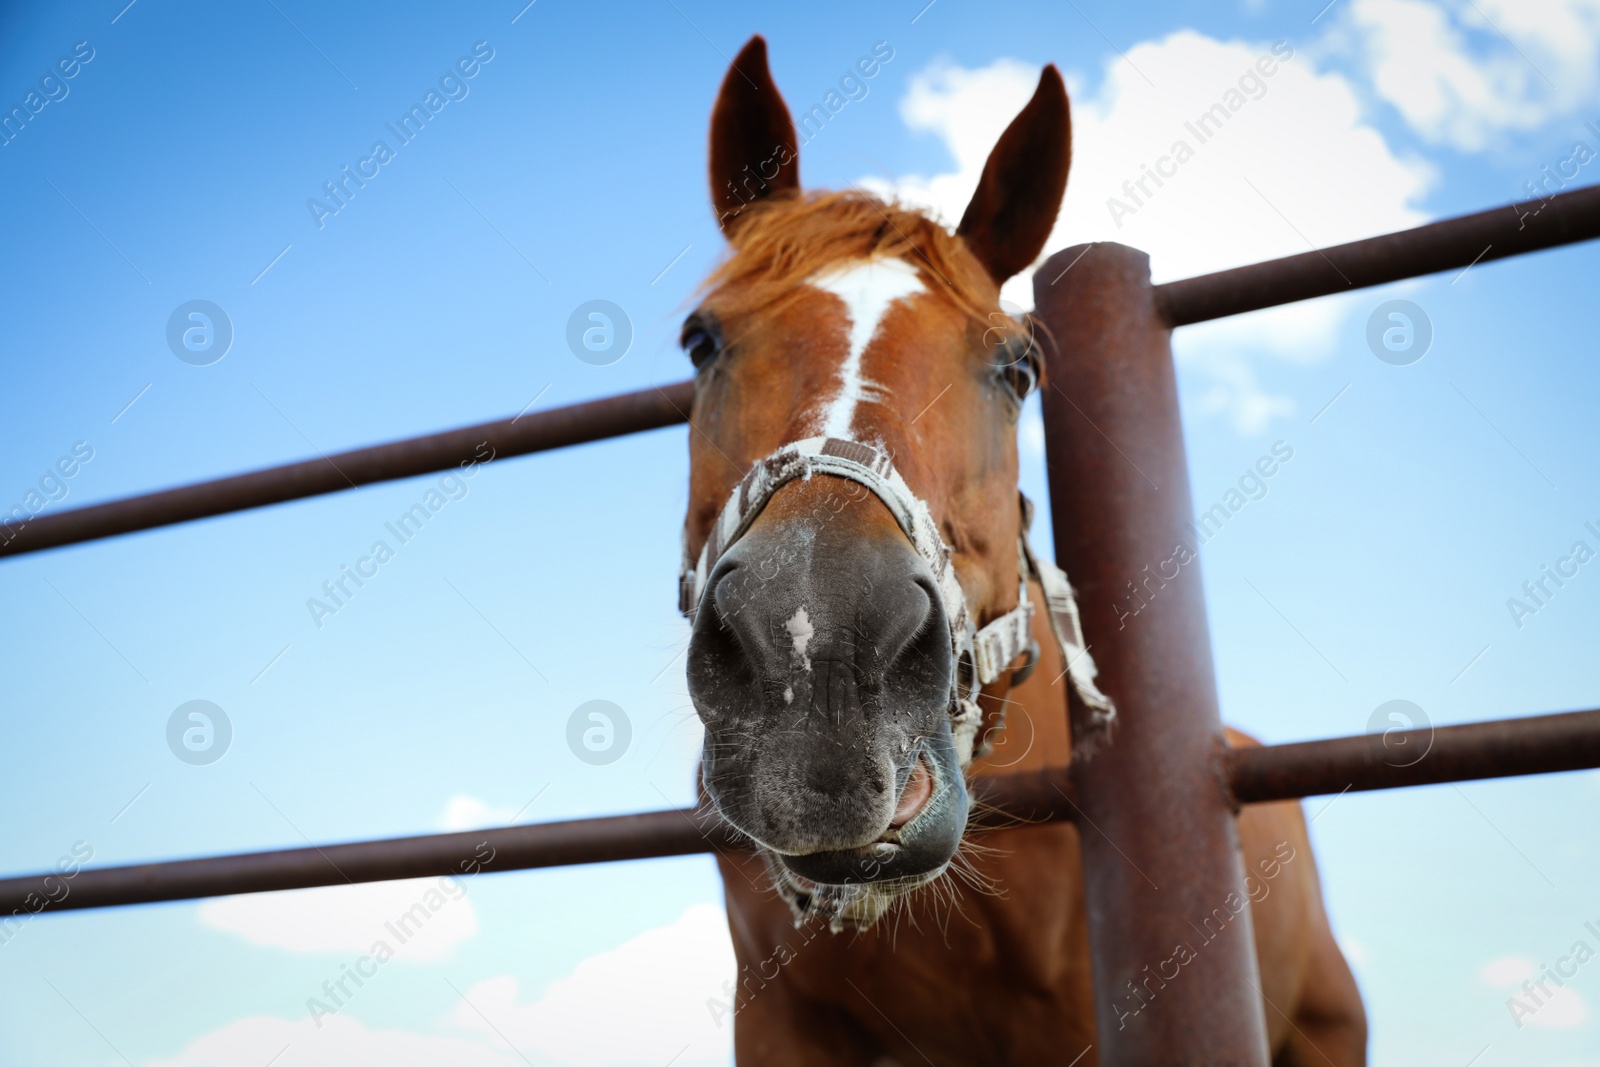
xmin=5 ymin=709 xmax=1596 ymax=916
xmin=3 ymin=185 xmax=1598 ymax=562
xmin=1155 ymin=182 xmax=1600 ymax=326
xmin=1226 ymin=706 xmax=1600 ymax=804
xmin=0 ymin=769 xmax=1074 ymax=916
xmin=0 ymin=380 xmax=696 ymax=559
xmin=0 ymin=807 xmax=737 ymax=918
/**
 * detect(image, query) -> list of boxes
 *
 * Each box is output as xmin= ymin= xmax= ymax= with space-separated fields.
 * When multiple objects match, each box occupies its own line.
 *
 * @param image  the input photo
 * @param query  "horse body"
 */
xmin=682 ymin=36 xmax=1366 ymax=1065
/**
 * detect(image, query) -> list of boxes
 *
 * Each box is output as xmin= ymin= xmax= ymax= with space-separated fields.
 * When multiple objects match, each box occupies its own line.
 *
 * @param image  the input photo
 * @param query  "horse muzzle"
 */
xmin=686 ymin=495 xmax=970 ymax=885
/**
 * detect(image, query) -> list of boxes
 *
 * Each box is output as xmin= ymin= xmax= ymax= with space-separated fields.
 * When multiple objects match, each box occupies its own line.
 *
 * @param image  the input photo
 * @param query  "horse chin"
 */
xmin=769 ymin=860 xmax=947 ymax=931
xmin=766 ymin=745 xmax=969 ymax=920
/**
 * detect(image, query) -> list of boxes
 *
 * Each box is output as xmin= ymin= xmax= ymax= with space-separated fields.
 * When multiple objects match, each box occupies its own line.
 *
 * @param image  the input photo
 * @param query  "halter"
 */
xmin=679 ymin=435 xmax=1116 ymax=766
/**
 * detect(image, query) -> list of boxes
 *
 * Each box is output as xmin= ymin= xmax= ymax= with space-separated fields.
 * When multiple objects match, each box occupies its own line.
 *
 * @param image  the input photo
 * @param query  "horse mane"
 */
xmin=700 ymin=190 xmax=1002 ymax=330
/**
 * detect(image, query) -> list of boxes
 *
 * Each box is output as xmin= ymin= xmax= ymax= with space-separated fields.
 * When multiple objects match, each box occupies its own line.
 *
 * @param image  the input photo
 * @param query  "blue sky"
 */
xmin=1 ymin=0 xmax=1599 ymax=1064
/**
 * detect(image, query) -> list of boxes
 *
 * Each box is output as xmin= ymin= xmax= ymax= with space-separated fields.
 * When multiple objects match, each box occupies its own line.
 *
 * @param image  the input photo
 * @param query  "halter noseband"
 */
xmin=679 ymin=435 xmax=1115 ymax=766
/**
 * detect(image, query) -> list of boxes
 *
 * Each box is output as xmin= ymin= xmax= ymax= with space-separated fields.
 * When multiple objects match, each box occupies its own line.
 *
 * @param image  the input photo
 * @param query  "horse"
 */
xmin=678 ymin=36 xmax=1367 ymax=1066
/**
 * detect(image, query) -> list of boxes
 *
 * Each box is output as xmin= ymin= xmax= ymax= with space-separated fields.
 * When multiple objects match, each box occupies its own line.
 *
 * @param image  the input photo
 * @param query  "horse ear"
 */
xmin=709 ymin=36 xmax=800 ymax=234
xmin=957 ymin=65 xmax=1072 ymax=284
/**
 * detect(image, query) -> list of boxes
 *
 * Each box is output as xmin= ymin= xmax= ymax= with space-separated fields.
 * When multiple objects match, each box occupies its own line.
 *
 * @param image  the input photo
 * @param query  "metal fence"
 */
xmin=4 ymin=182 xmax=1599 ymax=1066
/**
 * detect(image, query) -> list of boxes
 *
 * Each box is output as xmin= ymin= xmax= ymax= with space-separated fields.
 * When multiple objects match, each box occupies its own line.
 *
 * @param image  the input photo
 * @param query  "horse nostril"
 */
xmin=686 ymin=569 xmax=762 ymax=724
xmin=883 ymin=577 xmax=951 ymax=699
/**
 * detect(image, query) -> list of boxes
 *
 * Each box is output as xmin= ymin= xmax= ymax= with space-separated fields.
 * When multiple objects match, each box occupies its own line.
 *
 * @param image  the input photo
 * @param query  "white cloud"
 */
xmin=1521 ymin=985 xmax=1591 ymax=1028
xmin=143 ymin=1014 xmax=520 ymax=1067
xmin=1187 ymin=344 xmax=1298 ymax=436
xmin=1345 ymin=0 xmax=1600 ymax=151
xmin=1481 ymin=954 xmax=1538 ymax=985
xmin=1480 ymin=954 xmax=1591 ymax=1029
xmin=452 ymin=903 xmax=735 ymax=1067
xmin=1339 ymin=935 xmax=1371 ymax=968
xmin=869 ymin=35 xmax=1430 ymax=286
xmin=871 ymin=57 xmax=1041 ymax=240
xmin=438 ymin=794 xmax=521 ymax=830
xmin=864 ymin=34 xmax=1431 ymax=434
xmin=198 ymin=876 xmax=477 ymax=961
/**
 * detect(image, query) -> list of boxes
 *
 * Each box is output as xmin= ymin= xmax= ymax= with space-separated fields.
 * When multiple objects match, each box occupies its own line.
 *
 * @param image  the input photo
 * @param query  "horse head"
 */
xmin=681 ymin=36 xmax=1073 ymax=927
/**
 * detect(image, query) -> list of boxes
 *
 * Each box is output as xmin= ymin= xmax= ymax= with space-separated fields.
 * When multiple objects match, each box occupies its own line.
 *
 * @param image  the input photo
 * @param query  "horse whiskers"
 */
xmin=963 ymin=794 xmax=1047 ymax=834
xmin=872 ymin=836 xmax=1002 ymax=948
xmin=950 ymin=832 xmax=1008 ymax=863
xmin=868 ymin=850 xmax=989 ymax=951
xmin=902 ymin=866 xmax=970 ymax=947
xmin=946 ymin=845 xmax=1003 ymax=901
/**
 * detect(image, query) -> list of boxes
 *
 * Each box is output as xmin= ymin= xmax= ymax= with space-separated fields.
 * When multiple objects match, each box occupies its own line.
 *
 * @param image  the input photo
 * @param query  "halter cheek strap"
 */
xmin=679 ymin=436 xmax=1115 ymax=766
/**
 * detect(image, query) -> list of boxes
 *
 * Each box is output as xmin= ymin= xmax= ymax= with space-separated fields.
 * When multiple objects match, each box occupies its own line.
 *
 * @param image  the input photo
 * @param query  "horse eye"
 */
xmin=995 ymin=338 xmax=1039 ymax=402
xmin=683 ymin=331 xmax=715 ymax=367
xmin=681 ymin=317 xmax=723 ymax=370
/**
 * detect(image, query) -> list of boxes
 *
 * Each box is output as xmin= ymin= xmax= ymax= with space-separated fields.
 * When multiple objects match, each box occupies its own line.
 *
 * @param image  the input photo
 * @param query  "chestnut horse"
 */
xmin=679 ymin=37 xmax=1366 ymax=1066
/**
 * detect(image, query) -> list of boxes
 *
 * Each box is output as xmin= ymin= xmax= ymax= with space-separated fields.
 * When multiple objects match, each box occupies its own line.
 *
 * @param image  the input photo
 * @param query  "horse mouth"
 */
xmin=771 ymin=747 xmax=964 ymax=893
xmin=809 ymin=753 xmax=936 ymax=855
xmin=890 ymin=756 xmax=934 ymax=827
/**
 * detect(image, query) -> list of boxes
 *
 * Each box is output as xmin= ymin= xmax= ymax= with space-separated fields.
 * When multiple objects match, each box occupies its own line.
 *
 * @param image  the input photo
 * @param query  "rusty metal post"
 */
xmin=1034 ymin=243 xmax=1270 ymax=1065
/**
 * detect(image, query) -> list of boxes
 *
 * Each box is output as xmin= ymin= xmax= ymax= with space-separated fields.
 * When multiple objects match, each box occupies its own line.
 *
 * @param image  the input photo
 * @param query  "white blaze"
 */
xmin=808 ymin=258 xmax=925 ymax=439
xmin=785 ymin=606 xmax=814 ymax=672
